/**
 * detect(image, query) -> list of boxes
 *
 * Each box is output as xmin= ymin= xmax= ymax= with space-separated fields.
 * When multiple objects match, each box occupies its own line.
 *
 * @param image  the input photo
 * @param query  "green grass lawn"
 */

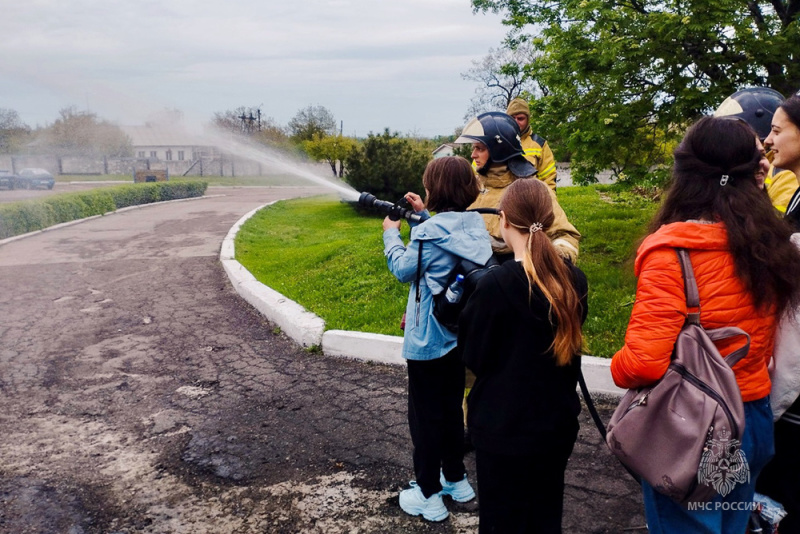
xmin=235 ymin=185 xmax=660 ymax=357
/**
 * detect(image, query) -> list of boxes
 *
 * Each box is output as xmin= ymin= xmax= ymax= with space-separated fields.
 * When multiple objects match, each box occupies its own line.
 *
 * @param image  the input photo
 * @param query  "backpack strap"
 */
xmin=578 ymin=366 xmax=642 ymax=483
xmin=468 ymin=207 xmax=500 ymax=216
xmin=675 ymin=248 xmax=751 ymax=367
xmin=706 ymin=326 xmax=751 ymax=367
xmin=676 ymin=249 xmax=701 ymax=325
xmin=414 ymin=241 xmax=423 ymax=327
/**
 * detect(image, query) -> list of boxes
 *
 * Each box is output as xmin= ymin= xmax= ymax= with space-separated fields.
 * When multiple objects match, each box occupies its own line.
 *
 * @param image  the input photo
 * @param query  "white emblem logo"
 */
xmin=697 ymin=427 xmax=750 ymax=496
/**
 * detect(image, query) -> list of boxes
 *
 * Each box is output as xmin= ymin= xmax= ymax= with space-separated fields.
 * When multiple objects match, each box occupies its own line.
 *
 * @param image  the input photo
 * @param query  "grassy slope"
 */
xmin=235 ymin=186 xmax=659 ymax=357
xmin=558 ymin=186 xmax=658 ymax=356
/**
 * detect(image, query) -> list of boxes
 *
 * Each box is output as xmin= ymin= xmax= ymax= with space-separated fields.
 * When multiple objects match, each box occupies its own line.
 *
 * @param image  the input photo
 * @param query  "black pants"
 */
xmin=406 ymin=349 xmax=466 ymax=498
xmin=475 ymin=434 xmax=576 ymax=534
xmin=756 ymin=417 xmax=800 ymax=534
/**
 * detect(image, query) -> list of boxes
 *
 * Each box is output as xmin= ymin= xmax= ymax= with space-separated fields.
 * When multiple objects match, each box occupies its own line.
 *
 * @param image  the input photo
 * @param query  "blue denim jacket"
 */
xmin=383 ymin=211 xmax=492 ymax=361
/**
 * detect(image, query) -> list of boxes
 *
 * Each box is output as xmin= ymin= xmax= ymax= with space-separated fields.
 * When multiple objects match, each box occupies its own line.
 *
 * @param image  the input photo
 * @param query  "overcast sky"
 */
xmin=1 ymin=0 xmax=510 ymax=138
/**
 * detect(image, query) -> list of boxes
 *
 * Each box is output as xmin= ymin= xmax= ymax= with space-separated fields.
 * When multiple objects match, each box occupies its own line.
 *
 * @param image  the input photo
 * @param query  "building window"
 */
xmin=166 ymin=150 xmax=172 ymax=161
xmin=138 ymin=151 xmax=145 ymax=158
xmin=150 ymin=151 xmax=157 ymax=159
xmin=178 ymin=150 xmax=185 ymax=161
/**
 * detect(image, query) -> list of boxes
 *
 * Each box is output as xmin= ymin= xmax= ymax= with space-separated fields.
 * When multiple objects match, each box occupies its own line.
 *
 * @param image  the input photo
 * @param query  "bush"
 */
xmin=0 ymin=181 xmax=208 ymax=239
xmin=343 ymin=129 xmax=431 ymax=201
xmin=109 ymin=184 xmax=160 ymax=208
xmin=46 ymin=191 xmax=116 ymax=222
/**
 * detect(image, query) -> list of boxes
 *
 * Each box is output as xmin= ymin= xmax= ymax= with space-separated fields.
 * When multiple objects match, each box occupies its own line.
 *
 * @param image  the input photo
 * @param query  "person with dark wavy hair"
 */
xmin=766 ymin=94 xmax=800 ymax=231
xmin=757 ymin=93 xmax=800 ymax=534
xmin=611 ymin=116 xmax=800 ymax=533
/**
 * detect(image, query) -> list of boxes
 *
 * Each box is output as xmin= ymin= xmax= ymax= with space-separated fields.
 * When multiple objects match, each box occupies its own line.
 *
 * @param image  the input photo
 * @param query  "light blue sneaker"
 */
xmin=439 ymin=470 xmax=476 ymax=502
xmin=399 ymin=481 xmax=449 ymax=521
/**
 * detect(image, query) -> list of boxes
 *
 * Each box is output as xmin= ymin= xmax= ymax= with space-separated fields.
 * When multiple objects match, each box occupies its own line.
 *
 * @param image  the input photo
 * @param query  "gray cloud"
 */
xmin=1 ymin=0 xmax=508 ymax=136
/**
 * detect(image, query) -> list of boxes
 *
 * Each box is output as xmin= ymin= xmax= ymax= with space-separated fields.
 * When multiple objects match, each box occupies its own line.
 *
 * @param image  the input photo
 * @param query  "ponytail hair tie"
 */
xmin=529 ymin=222 xmax=544 ymax=233
xmin=720 ymin=174 xmax=730 ymax=186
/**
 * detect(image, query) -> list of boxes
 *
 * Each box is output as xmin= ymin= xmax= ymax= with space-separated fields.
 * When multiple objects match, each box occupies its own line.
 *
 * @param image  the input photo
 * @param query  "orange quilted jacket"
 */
xmin=611 ymin=221 xmax=775 ymax=402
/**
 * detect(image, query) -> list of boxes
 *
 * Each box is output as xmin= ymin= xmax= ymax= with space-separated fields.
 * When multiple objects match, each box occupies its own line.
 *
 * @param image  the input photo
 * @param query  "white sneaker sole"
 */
xmin=399 ymin=495 xmax=449 ymax=521
xmin=401 ymin=504 xmax=449 ymax=522
xmin=443 ymin=489 xmax=475 ymax=503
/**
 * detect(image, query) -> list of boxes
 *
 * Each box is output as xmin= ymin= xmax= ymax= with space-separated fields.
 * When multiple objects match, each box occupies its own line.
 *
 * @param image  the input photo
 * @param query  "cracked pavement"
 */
xmin=0 ymin=186 xmax=645 ymax=533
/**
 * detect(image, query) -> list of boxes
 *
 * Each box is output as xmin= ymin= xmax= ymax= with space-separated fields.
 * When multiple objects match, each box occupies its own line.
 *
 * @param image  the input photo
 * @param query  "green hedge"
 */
xmin=0 ymin=181 xmax=208 ymax=239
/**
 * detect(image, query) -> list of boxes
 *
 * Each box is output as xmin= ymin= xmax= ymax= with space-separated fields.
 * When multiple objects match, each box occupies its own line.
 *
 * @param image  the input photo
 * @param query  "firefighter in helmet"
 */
xmin=456 ymin=111 xmax=580 ymax=262
xmin=506 ymin=97 xmax=558 ymax=192
xmin=456 ymin=111 xmax=581 ymax=450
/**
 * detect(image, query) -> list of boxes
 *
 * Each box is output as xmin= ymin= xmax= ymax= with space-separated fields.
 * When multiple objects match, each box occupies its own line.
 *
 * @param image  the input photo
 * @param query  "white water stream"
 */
xmin=203 ymin=129 xmax=361 ymax=201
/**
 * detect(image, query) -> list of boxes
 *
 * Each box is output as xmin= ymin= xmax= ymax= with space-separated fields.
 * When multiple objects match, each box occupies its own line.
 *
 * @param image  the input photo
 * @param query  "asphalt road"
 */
xmin=0 ymin=186 xmax=645 ymax=533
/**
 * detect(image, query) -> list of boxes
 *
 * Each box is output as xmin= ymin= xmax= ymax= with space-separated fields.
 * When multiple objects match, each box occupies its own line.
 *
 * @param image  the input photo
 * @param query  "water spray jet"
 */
xmin=204 ymin=128 xmax=361 ymax=201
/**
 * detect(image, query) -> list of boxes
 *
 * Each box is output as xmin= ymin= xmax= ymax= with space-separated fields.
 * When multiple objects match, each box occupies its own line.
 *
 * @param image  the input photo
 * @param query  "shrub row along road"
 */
xmin=0 ymin=185 xmax=644 ymax=533
xmin=0 ymin=182 xmax=128 ymax=204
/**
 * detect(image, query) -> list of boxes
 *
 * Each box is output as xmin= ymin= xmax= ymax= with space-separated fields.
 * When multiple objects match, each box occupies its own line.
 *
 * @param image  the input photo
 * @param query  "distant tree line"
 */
xmin=1 ymin=103 xmax=460 ymax=201
xmin=0 ymin=106 xmax=132 ymax=159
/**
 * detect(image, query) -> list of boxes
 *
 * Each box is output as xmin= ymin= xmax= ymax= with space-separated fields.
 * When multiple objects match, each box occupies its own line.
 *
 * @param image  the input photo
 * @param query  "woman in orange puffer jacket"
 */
xmin=611 ymin=116 xmax=800 ymax=534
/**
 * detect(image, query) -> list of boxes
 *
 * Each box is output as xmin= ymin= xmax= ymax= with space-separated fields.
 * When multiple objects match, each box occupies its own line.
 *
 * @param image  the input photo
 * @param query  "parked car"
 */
xmin=0 ymin=170 xmax=19 ymax=190
xmin=16 ymin=168 xmax=55 ymax=190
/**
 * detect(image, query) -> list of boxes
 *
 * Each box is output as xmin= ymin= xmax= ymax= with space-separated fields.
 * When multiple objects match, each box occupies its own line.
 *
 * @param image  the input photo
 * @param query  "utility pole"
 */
xmin=239 ymin=107 xmax=263 ymax=135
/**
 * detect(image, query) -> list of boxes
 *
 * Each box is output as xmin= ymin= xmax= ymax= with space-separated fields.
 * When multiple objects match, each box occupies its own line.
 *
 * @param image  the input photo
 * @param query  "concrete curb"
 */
xmin=0 ymin=194 xmax=224 ymax=248
xmin=221 ymin=203 xmax=626 ymax=397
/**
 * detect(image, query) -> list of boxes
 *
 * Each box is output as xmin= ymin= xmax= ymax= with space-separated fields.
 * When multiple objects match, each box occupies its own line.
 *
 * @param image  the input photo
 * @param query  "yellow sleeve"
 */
xmin=766 ymin=168 xmax=799 ymax=214
xmin=521 ymin=135 xmax=557 ymax=193
xmin=536 ymin=141 xmax=557 ymax=192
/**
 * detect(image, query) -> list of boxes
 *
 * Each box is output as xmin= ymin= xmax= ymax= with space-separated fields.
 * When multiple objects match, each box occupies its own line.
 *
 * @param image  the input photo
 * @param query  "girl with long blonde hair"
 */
xmin=459 ymin=178 xmax=588 ymax=533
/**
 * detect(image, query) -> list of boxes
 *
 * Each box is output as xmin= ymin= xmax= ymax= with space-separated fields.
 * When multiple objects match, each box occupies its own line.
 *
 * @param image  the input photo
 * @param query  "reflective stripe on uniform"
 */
xmin=782 ymin=411 xmax=800 ymax=426
xmin=539 ymin=162 xmax=556 ymax=180
xmin=524 ymin=147 xmax=542 ymax=157
xmin=787 ymin=189 xmax=800 ymax=216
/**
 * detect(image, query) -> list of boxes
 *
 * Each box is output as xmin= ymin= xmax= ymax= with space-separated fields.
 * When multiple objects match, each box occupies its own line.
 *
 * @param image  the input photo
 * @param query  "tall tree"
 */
xmin=303 ymin=133 xmax=357 ymax=177
xmin=288 ymin=105 xmax=337 ymax=142
xmin=37 ymin=107 xmax=131 ymax=157
xmin=0 ymin=108 xmax=31 ymax=154
xmin=461 ymin=45 xmax=540 ymax=120
xmin=472 ymin=0 xmax=800 ymax=184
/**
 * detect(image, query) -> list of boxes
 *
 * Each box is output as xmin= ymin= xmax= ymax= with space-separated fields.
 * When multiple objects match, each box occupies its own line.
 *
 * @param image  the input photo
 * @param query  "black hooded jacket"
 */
xmin=458 ymin=259 xmax=588 ymax=455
